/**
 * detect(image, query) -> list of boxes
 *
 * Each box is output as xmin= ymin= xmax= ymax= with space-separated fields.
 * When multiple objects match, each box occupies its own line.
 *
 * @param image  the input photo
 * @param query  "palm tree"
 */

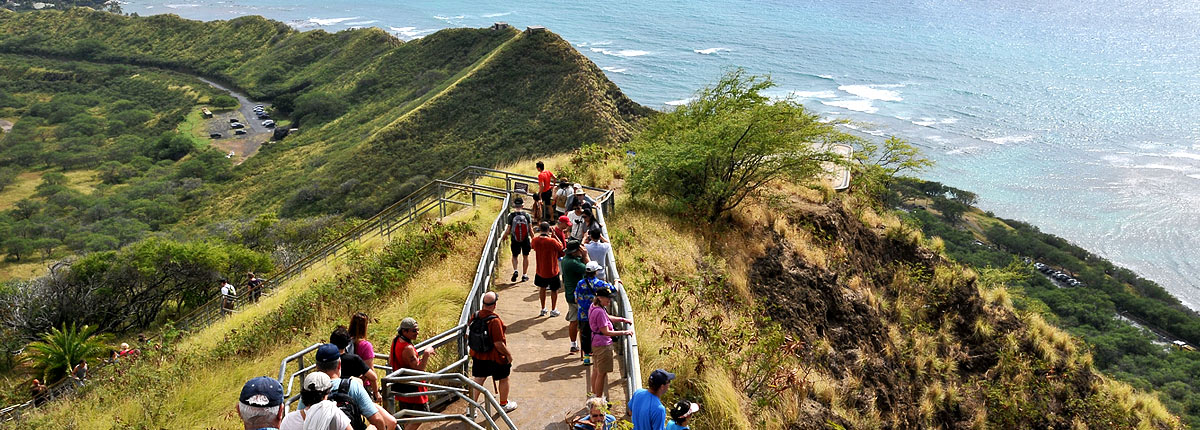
xmin=24 ymin=323 xmax=107 ymax=382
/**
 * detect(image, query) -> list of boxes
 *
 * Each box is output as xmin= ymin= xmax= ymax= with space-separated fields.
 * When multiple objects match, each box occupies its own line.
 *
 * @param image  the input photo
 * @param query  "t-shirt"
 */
xmin=221 ymin=283 xmax=236 ymax=297
xmin=552 ymin=226 xmax=569 ymax=245
xmin=280 ymin=409 xmax=305 ymax=430
xmin=304 ymin=400 xmax=352 ymax=430
xmin=589 ymin=305 xmax=614 ymax=347
xmin=339 ymin=352 xmax=370 ymax=380
xmin=560 ymin=255 xmax=587 ymax=302
xmin=585 ymin=242 xmax=611 ymax=278
xmin=349 ymin=340 xmax=375 ymax=387
xmin=531 ymin=235 xmax=564 ymax=278
xmin=629 ymin=389 xmax=667 ymax=430
xmin=468 ymin=309 xmax=507 ymax=362
xmin=576 ymin=277 xmax=611 ymax=322
xmin=297 ymin=377 xmax=378 ymax=417
xmin=573 ymin=414 xmax=616 ymax=430
xmin=538 ymin=170 xmax=554 ymax=193
xmin=554 ymin=187 xmax=573 ymax=212
xmin=665 ymin=421 xmax=690 ymax=430
xmin=568 ymin=212 xmax=587 ymax=239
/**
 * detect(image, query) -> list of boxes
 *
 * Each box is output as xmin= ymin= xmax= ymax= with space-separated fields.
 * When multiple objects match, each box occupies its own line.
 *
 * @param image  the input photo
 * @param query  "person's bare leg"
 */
xmin=539 ymin=287 xmax=547 ymax=309
xmin=498 ymin=377 xmax=510 ymax=404
xmin=569 ymin=321 xmax=578 ymax=342
xmin=521 ymin=255 xmax=529 ymax=276
xmin=549 ymin=288 xmax=558 ymax=311
xmin=593 ymin=372 xmax=607 ymax=399
xmin=472 ymin=377 xmax=488 ymax=403
xmin=510 ymin=254 xmax=517 ymax=271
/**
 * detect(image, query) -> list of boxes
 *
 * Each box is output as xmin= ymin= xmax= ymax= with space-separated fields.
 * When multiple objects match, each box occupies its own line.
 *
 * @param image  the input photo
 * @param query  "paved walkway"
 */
xmin=433 ymin=245 xmax=629 ymax=429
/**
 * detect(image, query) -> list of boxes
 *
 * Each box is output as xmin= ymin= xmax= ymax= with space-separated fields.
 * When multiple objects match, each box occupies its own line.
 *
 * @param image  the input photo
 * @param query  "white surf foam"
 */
xmin=344 ymin=20 xmax=379 ymax=26
xmin=1188 ymin=174 xmax=1200 ymax=180
xmin=789 ymin=90 xmax=838 ymax=99
xmin=983 ymin=135 xmax=1034 ymax=145
xmin=433 ymin=15 xmax=466 ymax=21
xmin=481 ymin=12 xmax=511 ymax=18
xmin=1165 ymin=151 xmax=1200 ymax=161
xmin=818 ymin=74 xmax=834 ymax=79
xmin=164 ymin=3 xmax=199 ymax=8
xmin=911 ymin=117 xmax=937 ymax=127
xmin=693 ymin=47 xmax=729 ymax=55
xmin=1133 ymin=163 xmax=1193 ymax=172
xmin=307 ymin=16 xmax=359 ymax=26
xmin=822 ymin=99 xmax=878 ymax=114
xmin=665 ymin=97 xmax=696 ymax=106
xmin=838 ymin=85 xmax=902 ymax=102
xmin=946 ymin=146 xmax=978 ymax=155
xmin=590 ymin=48 xmax=650 ymax=57
xmin=601 ymin=66 xmax=629 ymax=74
xmin=390 ymin=27 xmax=435 ymax=38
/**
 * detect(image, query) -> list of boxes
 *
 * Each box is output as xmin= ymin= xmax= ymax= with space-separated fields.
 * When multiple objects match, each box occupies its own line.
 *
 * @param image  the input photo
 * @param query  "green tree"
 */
xmin=0 ymin=167 xmax=18 ymax=192
xmin=32 ymin=237 xmax=59 ymax=260
xmin=291 ymin=91 xmax=348 ymax=127
xmin=4 ymin=237 xmax=32 ymax=261
xmin=854 ymin=136 xmax=933 ymax=203
xmin=209 ymin=94 xmax=238 ymax=109
xmin=24 ymin=323 xmax=107 ymax=382
xmin=628 ymin=69 xmax=846 ymax=221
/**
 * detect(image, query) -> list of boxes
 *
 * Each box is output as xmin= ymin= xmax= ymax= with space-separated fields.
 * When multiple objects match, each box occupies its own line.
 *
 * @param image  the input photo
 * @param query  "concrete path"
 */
xmin=430 ymin=246 xmax=629 ymax=429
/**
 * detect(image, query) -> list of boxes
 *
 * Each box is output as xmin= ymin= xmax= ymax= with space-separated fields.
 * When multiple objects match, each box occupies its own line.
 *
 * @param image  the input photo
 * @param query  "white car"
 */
xmin=262 ymin=120 xmax=275 ymax=127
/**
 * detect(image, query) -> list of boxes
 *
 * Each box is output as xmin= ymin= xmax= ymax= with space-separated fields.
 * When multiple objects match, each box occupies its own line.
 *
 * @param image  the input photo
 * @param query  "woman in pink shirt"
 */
xmin=349 ymin=312 xmax=377 ymax=391
xmin=588 ymin=288 xmax=632 ymax=400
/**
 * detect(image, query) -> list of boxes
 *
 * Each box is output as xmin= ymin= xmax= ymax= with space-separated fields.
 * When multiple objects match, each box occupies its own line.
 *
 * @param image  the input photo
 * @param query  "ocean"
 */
xmin=127 ymin=0 xmax=1200 ymax=310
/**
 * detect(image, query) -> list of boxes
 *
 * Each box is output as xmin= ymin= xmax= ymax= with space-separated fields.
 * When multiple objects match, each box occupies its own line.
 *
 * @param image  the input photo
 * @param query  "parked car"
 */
xmin=210 ymin=133 xmax=222 ymax=138
xmin=235 ymin=129 xmax=247 ymax=135
xmin=229 ymin=118 xmax=240 ymax=123
xmin=231 ymin=122 xmax=244 ymax=129
xmin=257 ymin=113 xmax=271 ymax=119
xmin=262 ymin=120 xmax=275 ymax=127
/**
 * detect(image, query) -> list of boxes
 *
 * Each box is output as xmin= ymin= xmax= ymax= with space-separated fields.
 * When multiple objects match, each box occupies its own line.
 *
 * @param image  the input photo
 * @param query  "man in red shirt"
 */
xmin=390 ymin=317 xmax=435 ymax=427
xmin=536 ymin=161 xmax=554 ymax=220
xmin=531 ymin=221 xmax=564 ymax=317
xmin=469 ymin=291 xmax=517 ymax=412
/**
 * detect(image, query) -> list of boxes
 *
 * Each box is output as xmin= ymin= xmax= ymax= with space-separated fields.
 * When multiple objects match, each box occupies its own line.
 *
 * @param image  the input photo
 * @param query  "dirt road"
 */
xmin=195 ymin=78 xmax=273 ymax=163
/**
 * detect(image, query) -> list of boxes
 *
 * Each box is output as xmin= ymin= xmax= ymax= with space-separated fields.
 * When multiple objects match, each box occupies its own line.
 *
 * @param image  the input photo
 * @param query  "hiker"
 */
xmin=529 ymin=191 xmax=546 ymax=225
xmin=584 ymin=229 xmax=611 ymax=280
xmin=280 ymin=372 xmax=360 ymax=430
xmin=576 ymin=261 xmax=613 ymax=361
xmin=536 ymin=161 xmax=555 ymax=220
xmin=532 ymin=221 xmax=565 ymax=317
xmin=247 ymin=272 xmax=265 ymax=303
xmin=568 ymin=204 xmax=588 ymax=241
xmin=237 ymin=376 xmax=285 ymax=430
xmin=71 ymin=359 xmax=88 ymax=387
xmin=561 ymin=239 xmax=589 ymax=353
xmin=578 ymin=205 xmax=604 ymax=243
xmin=468 ymin=291 xmax=517 ymax=412
xmin=29 ymin=379 xmax=47 ymax=406
xmin=666 ymin=400 xmax=700 ymax=430
xmin=565 ymin=184 xmax=596 ymax=216
xmin=330 ymin=326 xmax=381 ymax=402
xmin=553 ymin=215 xmax=572 ymax=245
xmin=348 ymin=313 xmax=378 ymax=394
xmin=221 ymin=279 xmax=237 ymax=315
xmin=502 ymin=197 xmax=533 ymax=283
xmin=629 ymin=369 xmax=675 ymax=430
xmin=554 ymin=180 xmax=573 ymax=216
xmin=589 ymin=287 xmax=633 ymax=400
xmin=113 ymin=342 xmax=137 ymax=361
xmin=389 ymin=317 xmax=435 ymax=428
xmin=570 ymin=397 xmax=617 ymax=429
xmin=303 ymin=343 xmax=397 ymax=430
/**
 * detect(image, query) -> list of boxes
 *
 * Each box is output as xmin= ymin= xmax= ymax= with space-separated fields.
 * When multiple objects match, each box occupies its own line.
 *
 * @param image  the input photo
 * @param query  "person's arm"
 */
xmin=363 ymin=370 xmax=381 ymax=402
xmin=367 ymin=409 xmax=396 ymax=430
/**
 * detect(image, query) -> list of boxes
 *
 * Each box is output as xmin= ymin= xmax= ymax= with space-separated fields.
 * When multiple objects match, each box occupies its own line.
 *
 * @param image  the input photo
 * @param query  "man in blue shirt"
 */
xmin=629 ymin=369 xmax=674 ymax=430
xmin=301 ymin=343 xmax=397 ymax=430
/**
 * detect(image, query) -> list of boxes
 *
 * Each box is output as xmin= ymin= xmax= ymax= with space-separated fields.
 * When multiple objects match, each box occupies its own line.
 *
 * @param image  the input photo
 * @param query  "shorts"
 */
xmin=593 ymin=344 xmax=615 ymax=373
xmin=565 ymin=303 xmax=579 ymax=322
xmin=472 ymin=357 xmax=512 ymax=380
xmin=510 ymin=238 xmax=531 ymax=256
xmin=395 ymin=400 xmax=430 ymax=413
xmin=534 ymin=275 xmax=562 ymax=291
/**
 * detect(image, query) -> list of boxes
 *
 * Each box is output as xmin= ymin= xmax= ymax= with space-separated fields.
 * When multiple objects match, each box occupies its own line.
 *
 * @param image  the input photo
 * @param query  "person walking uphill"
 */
xmin=536 ymin=161 xmax=555 ymax=220
xmin=302 ymin=344 xmax=397 ymax=430
xmin=589 ymin=287 xmax=633 ymax=400
xmin=503 ymin=197 xmax=533 ymax=283
xmin=561 ymin=238 xmax=588 ymax=353
xmin=629 ymin=369 xmax=675 ymax=430
xmin=390 ymin=317 xmax=435 ymax=430
xmin=532 ymin=221 xmax=565 ymax=317
xmin=469 ymin=291 xmax=517 ymax=412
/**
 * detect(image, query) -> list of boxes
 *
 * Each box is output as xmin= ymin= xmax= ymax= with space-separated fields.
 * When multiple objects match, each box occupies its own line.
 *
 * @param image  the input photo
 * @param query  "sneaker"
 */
xmin=583 ymin=354 xmax=592 ymax=365
xmin=510 ymin=271 xmax=518 ymax=282
xmin=539 ymin=308 xmax=548 ymax=317
xmin=570 ymin=345 xmax=580 ymax=353
xmin=521 ymin=275 xmax=529 ymax=283
xmin=501 ymin=401 xmax=518 ymax=412
xmin=549 ymin=309 xmax=560 ymax=317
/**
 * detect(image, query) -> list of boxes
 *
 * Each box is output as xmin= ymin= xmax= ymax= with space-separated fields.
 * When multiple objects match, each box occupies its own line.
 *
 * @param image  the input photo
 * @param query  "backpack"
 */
xmin=329 ymin=379 xmax=367 ymax=430
xmin=467 ymin=312 xmax=500 ymax=353
xmin=510 ymin=212 xmax=531 ymax=242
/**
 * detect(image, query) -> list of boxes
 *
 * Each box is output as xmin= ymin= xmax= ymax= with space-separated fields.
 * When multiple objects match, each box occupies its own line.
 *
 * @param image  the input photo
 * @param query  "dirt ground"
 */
xmin=204 ymin=109 xmax=273 ymax=165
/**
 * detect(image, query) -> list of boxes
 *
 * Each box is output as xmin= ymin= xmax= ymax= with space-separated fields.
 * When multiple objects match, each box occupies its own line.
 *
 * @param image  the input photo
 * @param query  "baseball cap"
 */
xmin=585 ymin=261 xmax=602 ymax=273
xmin=315 ymin=343 xmax=341 ymax=363
xmin=648 ymin=369 xmax=676 ymax=386
xmin=558 ymin=215 xmax=571 ymax=226
xmin=399 ymin=317 xmax=419 ymax=330
xmin=239 ymin=376 xmax=284 ymax=407
xmin=514 ymin=197 xmax=524 ymax=207
xmin=670 ymin=400 xmax=700 ymax=420
xmin=302 ymin=372 xmax=332 ymax=393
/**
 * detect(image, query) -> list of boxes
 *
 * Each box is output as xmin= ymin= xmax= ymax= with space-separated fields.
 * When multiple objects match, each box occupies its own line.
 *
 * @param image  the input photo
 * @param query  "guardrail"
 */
xmin=591 ymin=190 xmax=642 ymax=399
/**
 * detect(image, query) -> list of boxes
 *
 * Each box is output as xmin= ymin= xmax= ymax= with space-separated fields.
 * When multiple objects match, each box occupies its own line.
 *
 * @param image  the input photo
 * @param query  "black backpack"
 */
xmin=329 ymin=379 xmax=368 ymax=430
xmin=467 ymin=312 xmax=499 ymax=353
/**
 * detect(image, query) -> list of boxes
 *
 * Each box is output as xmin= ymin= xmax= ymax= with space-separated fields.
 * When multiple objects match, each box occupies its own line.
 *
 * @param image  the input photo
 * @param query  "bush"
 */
xmin=209 ymin=94 xmax=237 ymax=109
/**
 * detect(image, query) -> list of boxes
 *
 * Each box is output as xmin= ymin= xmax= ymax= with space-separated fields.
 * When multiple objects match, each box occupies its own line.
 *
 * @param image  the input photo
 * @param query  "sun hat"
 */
xmin=239 ymin=376 xmax=285 ymax=407
xmin=574 ymin=184 xmax=585 ymax=195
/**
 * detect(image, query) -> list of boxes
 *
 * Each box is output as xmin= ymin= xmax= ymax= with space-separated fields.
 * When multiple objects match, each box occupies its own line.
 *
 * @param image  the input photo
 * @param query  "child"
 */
xmin=666 ymin=400 xmax=700 ymax=430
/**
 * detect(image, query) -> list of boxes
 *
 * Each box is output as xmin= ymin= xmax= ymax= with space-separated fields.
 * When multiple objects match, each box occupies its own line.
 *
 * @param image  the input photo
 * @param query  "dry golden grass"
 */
xmin=0 ymin=171 xmax=41 ymax=210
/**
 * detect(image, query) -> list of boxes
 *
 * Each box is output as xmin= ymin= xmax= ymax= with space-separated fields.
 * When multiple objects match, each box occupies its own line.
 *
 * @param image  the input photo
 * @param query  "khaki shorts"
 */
xmin=593 ymin=344 xmax=614 ymax=373
xmin=566 ymin=303 xmax=579 ymax=322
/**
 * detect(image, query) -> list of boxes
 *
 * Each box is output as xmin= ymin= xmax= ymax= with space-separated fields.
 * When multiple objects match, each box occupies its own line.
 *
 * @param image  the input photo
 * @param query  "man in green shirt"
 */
xmin=560 ymin=238 xmax=589 ymax=353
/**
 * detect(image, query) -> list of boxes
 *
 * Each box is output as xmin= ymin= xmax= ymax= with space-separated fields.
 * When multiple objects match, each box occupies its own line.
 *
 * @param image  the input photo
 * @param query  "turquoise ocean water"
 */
xmin=126 ymin=0 xmax=1200 ymax=310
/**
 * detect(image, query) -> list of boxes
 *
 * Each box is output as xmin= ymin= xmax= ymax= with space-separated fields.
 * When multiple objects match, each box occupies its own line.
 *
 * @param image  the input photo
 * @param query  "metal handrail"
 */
xmin=591 ymin=191 xmax=642 ymax=398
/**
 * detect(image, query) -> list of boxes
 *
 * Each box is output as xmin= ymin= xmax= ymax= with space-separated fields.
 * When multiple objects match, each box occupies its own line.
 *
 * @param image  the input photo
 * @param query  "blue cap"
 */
xmin=649 ymin=369 xmax=675 ymax=386
xmin=315 ymin=343 xmax=341 ymax=363
xmin=239 ymin=376 xmax=284 ymax=407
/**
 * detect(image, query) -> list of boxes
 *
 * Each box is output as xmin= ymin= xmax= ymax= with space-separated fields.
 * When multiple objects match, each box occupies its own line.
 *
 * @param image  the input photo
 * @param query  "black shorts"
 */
xmin=472 ymin=357 xmax=512 ymax=380
xmin=395 ymin=401 xmax=430 ymax=413
xmin=579 ymin=322 xmax=593 ymax=355
xmin=510 ymin=238 xmax=531 ymax=256
xmin=534 ymin=275 xmax=562 ymax=291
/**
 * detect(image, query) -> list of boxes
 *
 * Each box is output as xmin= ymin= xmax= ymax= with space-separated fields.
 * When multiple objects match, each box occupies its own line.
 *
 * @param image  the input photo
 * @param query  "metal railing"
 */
xmin=592 ymin=191 xmax=643 ymax=399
